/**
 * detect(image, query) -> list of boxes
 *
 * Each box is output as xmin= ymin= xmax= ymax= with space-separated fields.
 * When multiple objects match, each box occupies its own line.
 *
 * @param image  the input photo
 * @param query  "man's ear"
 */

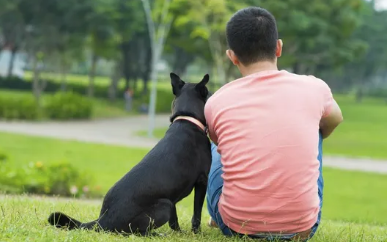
xmin=226 ymin=49 xmax=239 ymax=65
xmin=195 ymin=74 xmax=209 ymax=98
xmin=170 ymin=72 xmax=185 ymax=95
xmin=276 ymin=39 xmax=283 ymax=58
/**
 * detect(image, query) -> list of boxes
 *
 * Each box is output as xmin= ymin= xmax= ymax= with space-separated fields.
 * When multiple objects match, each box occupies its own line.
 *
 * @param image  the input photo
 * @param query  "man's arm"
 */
xmin=317 ymin=78 xmax=343 ymax=139
xmin=204 ymin=102 xmax=218 ymax=145
xmin=319 ymin=98 xmax=343 ymax=139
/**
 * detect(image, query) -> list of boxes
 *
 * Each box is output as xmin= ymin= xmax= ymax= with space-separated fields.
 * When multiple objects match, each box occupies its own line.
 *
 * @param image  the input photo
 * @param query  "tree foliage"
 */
xmin=0 ymin=0 xmax=385 ymax=100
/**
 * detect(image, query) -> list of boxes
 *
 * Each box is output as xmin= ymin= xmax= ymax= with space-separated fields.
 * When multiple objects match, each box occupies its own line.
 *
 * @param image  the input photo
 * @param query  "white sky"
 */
xmin=375 ymin=0 xmax=387 ymax=10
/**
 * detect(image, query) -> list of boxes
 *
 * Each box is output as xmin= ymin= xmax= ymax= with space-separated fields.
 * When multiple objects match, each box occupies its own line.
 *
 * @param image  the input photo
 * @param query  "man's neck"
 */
xmin=238 ymin=61 xmax=278 ymax=77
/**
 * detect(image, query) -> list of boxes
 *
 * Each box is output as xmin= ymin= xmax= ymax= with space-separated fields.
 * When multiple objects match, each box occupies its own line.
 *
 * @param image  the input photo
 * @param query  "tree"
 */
xmin=142 ymin=0 xmax=173 ymax=137
xmin=341 ymin=4 xmax=387 ymax=101
xmin=85 ymin=0 xmax=118 ymax=97
xmin=87 ymin=0 xmax=151 ymax=99
xmin=113 ymin=0 xmax=147 ymax=90
xmin=0 ymin=0 xmax=26 ymax=77
xmin=164 ymin=0 xmax=208 ymax=77
xmin=257 ymin=0 xmax=366 ymax=74
xmin=180 ymin=0 xmax=366 ymax=81
xmin=17 ymin=0 xmax=95 ymax=105
xmin=179 ymin=0 xmax=237 ymax=84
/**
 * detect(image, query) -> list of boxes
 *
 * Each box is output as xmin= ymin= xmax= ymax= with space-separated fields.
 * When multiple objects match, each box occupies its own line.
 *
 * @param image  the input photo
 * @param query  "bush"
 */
xmin=0 ymin=161 xmax=100 ymax=198
xmin=366 ymin=88 xmax=387 ymax=99
xmin=0 ymin=76 xmax=120 ymax=99
xmin=0 ymin=95 xmax=39 ymax=120
xmin=138 ymin=89 xmax=174 ymax=114
xmin=156 ymin=89 xmax=174 ymax=113
xmin=45 ymin=92 xmax=93 ymax=120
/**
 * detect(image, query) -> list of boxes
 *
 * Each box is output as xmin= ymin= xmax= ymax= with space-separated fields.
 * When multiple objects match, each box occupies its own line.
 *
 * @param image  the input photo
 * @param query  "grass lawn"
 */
xmin=1 ymin=132 xmax=387 ymax=228
xmin=1 ymin=195 xmax=386 ymax=242
xmin=0 ymin=89 xmax=134 ymax=119
xmin=136 ymin=95 xmax=387 ymax=160
xmin=323 ymin=95 xmax=387 ymax=160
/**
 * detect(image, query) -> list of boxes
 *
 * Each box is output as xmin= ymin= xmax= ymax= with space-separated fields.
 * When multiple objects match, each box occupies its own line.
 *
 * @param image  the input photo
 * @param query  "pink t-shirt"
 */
xmin=204 ymin=70 xmax=333 ymax=234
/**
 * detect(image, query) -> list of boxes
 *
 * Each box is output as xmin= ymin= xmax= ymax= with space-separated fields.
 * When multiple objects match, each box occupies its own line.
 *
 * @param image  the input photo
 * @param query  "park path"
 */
xmin=0 ymin=115 xmax=170 ymax=148
xmin=0 ymin=115 xmax=387 ymax=174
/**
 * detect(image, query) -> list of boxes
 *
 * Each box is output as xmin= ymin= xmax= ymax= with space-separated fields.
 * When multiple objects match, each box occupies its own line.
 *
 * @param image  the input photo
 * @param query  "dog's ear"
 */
xmin=195 ymin=74 xmax=209 ymax=98
xmin=170 ymin=72 xmax=185 ymax=96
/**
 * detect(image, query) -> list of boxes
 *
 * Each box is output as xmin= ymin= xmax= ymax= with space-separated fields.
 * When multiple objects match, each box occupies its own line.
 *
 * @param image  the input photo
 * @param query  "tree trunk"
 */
xmin=141 ymin=0 xmax=172 ymax=137
xmin=32 ymin=57 xmax=42 ymax=108
xmin=293 ymin=62 xmax=300 ymax=74
xmin=88 ymin=54 xmax=98 ymax=97
xmin=7 ymin=46 xmax=18 ymax=77
xmin=132 ymin=62 xmax=139 ymax=92
xmin=60 ymin=64 xmax=67 ymax=92
xmin=108 ymin=61 xmax=121 ymax=102
xmin=131 ymin=37 xmax=142 ymax=92
xmin=121 ymin=41 xmax=132 ymax=90
xmin=142 ymin=46 xmax=152 ymax=95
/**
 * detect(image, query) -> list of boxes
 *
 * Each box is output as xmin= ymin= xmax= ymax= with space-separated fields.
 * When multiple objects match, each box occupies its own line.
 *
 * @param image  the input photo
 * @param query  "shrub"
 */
xmin=45 ymin=92 xmax=93 ymax=120
xmin=0 ymin=95 xmax=39 ymax=120
xmin=366 ymin=88 xmax=387 ymax=99
xmin=138 ymin=89 xmax=174 ymax=114
xmin=0 ymin=161 xmax=100 ymax=198
xmin=0 ymin=76 xmax=120 ymax=99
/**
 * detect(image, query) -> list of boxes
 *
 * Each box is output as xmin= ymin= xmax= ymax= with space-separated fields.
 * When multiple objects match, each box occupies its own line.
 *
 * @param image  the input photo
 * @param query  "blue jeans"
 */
xmin=206 ymin=132 xmax=324 ymax=241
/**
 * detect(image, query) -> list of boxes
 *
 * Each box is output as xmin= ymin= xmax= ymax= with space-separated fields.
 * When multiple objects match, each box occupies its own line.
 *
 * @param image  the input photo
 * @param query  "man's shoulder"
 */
xmin=285 ymin=71 xmax=330 ymax=90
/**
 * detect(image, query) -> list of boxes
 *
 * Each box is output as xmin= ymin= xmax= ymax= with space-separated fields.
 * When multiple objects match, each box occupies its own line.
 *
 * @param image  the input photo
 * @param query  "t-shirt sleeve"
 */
xmin=204 ymin=101 xmax=218 ymax=144
xmin=319 ymin=80 xmax=334 ymax=118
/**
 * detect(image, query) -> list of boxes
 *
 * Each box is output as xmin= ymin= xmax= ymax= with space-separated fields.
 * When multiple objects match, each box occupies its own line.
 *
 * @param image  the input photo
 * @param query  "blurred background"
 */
xmin=0 ymin=0 xmax=386 ymax=108
xmin=0 ymin=0 xmax=387 ymax=240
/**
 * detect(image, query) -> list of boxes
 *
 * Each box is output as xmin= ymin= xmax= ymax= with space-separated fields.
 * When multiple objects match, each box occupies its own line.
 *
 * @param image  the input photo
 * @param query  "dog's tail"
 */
xmin=48 ymin=212 xmax=100 ymax=230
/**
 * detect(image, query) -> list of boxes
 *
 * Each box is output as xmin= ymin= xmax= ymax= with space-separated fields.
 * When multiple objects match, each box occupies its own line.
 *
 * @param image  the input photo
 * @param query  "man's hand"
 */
xmin=320 ymin=99 xmax=343 ymax=139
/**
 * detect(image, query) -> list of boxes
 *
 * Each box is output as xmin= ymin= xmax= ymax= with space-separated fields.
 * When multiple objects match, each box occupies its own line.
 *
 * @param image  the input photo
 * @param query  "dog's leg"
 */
xmin=191 ymin=175 xmax=208 ymax=233
xmin=129 ymin=199 xmax=173 ymax=236
xmin=168 ymin=204 xmax=181 ymax=231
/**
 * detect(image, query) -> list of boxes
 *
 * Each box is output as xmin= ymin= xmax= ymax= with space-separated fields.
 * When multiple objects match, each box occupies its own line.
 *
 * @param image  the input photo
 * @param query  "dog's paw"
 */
xmin=191 ymin=226 xmax=201 ymax=234
xmin=169 ymin=224 xmax=181 ymax=232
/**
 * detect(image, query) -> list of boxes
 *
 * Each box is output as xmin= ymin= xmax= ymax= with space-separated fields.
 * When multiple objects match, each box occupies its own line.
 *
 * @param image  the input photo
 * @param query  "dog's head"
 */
xmin=169 ymin=73 xmax=210 ymax=126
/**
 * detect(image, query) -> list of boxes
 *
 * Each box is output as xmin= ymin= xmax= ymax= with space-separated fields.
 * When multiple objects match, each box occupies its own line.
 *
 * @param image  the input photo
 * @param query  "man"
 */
xmin=205 ymin=7 xmax=343 ymax=241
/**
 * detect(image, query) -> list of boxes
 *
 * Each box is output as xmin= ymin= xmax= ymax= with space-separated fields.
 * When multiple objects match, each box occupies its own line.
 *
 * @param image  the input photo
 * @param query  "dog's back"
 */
xmin=110 ymin=120 xmax=211 ymax=201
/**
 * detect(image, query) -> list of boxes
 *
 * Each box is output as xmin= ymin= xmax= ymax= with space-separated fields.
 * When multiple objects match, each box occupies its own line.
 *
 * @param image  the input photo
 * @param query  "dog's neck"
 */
xmin=171 ymin=115 xmax=207 ymax=134
xmin=173 ymin=116 xmax=206 ymax=131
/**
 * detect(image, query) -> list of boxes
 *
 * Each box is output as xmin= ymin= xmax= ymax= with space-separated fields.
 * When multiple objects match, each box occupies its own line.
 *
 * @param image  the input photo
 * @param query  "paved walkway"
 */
xmin=0 ymin=115 xmax=171 ymax=148
xmin=0 ymin=115 xmax=386 ymax=174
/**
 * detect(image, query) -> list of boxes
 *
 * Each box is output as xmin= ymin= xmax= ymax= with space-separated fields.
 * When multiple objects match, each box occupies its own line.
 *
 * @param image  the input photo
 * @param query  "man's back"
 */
xmin=205 ymin=70 xmax=333 ymax=233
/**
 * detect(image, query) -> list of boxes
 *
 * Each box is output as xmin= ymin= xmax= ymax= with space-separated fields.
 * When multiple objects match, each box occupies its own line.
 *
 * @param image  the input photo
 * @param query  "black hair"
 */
xmin=226 ymin=7 xmax=278 ymax=65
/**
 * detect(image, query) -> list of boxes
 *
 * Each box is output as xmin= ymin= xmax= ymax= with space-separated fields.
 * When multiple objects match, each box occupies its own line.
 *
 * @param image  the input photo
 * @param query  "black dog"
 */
xmin=48 ymin=73 xmax=212 ymax=236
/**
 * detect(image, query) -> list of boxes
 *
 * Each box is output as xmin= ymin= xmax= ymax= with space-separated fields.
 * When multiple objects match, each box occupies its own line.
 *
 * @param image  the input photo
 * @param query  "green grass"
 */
xmin=0 ymin=132 xmax=148 ymax=192
xmin=136 ymin=95 xmax=387 ymax=160
xmin=0 ymin=89 xmax=134 ymax=119
xmin=1 ymin=195 xmax=386 ymax=242
xmin=0 ymin=73 xmax=385 ymax=240
xmin=323 ymin=95 xmax=387 ymax=160
xmin=136 ymin=128 xmax=168 ymax=139
xmin=1 ymin=132 xmax=387 ymax=227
